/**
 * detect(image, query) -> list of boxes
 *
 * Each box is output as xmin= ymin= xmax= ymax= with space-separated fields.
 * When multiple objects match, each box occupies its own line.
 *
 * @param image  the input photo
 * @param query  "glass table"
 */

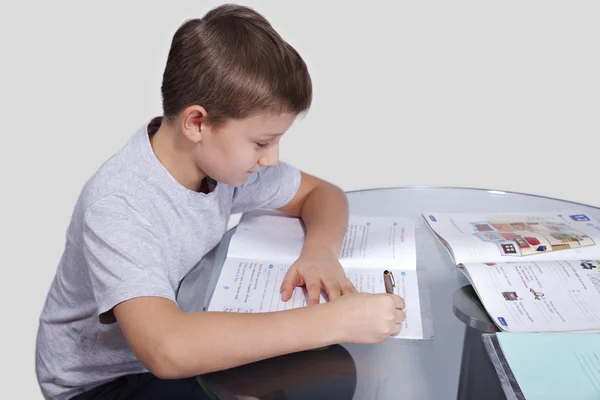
xmin=177 ymin=187 xmax=600 ymax=400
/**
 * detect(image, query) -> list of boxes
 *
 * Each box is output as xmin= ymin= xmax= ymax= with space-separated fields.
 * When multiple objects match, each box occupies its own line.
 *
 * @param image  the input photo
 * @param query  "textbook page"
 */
xmin=495 ymin=332 xmax=600 ymax=400
xmin=461 ymin=259 xmax=600 ymax=332
xmin=423 ymin=211 xmax=600 ymax=265
xmin=207 ymin=258 xmax=424 ymax=339
xmin=228 ymin=210 xmax=417 ymax=270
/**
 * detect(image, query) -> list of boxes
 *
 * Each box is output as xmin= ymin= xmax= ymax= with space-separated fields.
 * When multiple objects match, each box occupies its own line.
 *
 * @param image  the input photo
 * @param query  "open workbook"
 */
xmin=207 ymin=210 xmax=425 ymax=339
xmin=424 ymin=211 xmax=600 ymax=333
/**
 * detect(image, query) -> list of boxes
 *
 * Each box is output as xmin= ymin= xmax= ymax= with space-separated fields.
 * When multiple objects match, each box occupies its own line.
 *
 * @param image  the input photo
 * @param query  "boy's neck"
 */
xmin=150 ymin=118 xmax=209 ymax=193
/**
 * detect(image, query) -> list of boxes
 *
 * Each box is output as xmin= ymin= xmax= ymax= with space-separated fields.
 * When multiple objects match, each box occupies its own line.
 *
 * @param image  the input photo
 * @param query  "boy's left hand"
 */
xmin=280 ymin=245 xmax=357 ymax=305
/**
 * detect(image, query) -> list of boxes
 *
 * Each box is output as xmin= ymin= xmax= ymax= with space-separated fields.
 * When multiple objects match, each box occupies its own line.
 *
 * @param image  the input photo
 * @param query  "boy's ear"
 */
xmin=179 ymin=105 xmax=209 ymax=144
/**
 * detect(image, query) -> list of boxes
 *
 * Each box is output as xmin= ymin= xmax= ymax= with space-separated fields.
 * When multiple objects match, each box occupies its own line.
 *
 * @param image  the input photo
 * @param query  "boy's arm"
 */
xmin=114 ymin=285 xmax=405 ymax=379
xmin=113 ymin=296 xmax=339 ymax=378
xmin=276 ymin=172 xmax=357 ymax=304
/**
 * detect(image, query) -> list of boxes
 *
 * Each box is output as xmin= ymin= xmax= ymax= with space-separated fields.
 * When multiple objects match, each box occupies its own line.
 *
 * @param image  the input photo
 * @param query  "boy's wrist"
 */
xmin=312 ymin=302 xmax=344 ymax=346
xmin=300 ymin=240 xmax=340 ymax=259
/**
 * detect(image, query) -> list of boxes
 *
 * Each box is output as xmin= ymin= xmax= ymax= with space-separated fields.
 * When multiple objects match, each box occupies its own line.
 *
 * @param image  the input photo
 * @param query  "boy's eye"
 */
xmin=256 ymin=142 xmax=270 ymax=149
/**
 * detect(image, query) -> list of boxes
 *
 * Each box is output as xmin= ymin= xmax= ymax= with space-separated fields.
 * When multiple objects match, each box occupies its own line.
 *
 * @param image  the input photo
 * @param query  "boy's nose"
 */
xmin=258 ymin=146 xmax=279 ymax=167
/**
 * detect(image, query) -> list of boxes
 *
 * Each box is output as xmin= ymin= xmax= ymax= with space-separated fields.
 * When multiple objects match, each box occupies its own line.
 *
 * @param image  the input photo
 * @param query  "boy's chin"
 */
xmin=213 ymin=170 xmax=255 ymax=187
xmin=223 ymin=175 xmax=251 ymax=187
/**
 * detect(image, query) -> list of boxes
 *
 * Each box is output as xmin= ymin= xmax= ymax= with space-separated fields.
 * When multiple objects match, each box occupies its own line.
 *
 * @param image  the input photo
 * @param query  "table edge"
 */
xmin=344 ymin=185 xmax=600 ymax=211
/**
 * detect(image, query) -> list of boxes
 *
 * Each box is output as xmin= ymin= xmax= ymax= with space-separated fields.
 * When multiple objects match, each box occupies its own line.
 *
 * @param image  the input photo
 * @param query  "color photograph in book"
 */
xmin=206 ymin=210 xmax=425 ymax=339
xmin=423 ymin=211 xmax=600 ymax=265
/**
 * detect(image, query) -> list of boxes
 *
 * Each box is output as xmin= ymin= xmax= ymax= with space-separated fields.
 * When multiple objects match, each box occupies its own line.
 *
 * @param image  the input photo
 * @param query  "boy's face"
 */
xmin=195 ymin=111 xmax=297 ymax=187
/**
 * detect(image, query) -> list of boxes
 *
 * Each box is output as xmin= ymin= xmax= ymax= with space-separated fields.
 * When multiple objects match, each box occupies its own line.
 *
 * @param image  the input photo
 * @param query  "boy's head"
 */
xmin=159 ymin=4 xmax=312 ymax=187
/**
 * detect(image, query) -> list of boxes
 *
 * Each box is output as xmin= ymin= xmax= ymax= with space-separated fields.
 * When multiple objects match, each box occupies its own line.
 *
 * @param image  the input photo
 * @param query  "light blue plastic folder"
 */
xmin=495 ymin=332 xmax=600 ymax=400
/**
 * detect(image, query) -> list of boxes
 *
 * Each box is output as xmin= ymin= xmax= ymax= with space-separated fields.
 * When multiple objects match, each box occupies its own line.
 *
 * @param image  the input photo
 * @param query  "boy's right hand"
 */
xmin=326 ymin=292 xmax=406 ymax=344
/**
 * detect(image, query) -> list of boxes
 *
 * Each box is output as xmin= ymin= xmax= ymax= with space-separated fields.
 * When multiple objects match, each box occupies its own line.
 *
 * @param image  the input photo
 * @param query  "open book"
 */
xmin=207 ymin=210 xmax=425 ymax=339
xmin=424 ymin=211 xmax=600 ymax=333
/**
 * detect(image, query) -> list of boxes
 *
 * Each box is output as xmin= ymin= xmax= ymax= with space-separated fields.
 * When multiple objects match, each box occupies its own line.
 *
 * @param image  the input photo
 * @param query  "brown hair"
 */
xmin=161 ymin=4 xmax=312 ymax=126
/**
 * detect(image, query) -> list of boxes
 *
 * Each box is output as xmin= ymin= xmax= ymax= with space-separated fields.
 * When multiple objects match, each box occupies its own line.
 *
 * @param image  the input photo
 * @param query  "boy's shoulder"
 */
xmin=78 ymin=124 xmax=150 ymax=210
xmin=76 ymin=117 xmax=302 ymax=221
xmin=74 ymin=118 xmax=192 ymax=227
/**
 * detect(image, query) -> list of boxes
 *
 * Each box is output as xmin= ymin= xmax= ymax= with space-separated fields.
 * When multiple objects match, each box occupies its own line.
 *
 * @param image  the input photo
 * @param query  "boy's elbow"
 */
xmin=148 ymin=336 xmax=219 ymax=379
xmin=114 ymin=297 xmax=193 ymax=379
xmin=149 ymin=361 xmax=181 ymax=380
xmin=143 ymin=338 xmax=186 ymax=379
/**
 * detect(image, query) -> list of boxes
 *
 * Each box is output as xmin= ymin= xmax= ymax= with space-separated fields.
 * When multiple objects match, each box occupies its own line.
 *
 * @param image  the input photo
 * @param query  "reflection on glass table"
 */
xmin=178 ymin=187 xmax=600 ymax=400
xmin=199 ymin=344 xmax=356 ymax=400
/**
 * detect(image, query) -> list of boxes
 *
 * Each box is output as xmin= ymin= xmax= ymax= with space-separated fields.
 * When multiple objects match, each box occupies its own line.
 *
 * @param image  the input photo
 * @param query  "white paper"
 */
xmin=207 ymin=258 xmax=424 ymax=339
xmin=228 ymin=210 xmax=416 ymax=269
xmin=207 ymin=258 xmax=313 ymax=313
xmin=462 ymin=259 xmax=600 ymax=332
xmin=227 ymin=211 xmax=306 ymax=262
xmin=340 ymin=216 xmax=417 ymax=269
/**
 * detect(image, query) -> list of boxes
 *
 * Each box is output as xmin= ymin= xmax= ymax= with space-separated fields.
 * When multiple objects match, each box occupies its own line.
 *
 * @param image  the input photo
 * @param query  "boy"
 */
xmin=35 ymin=4 xmax=406 ymax=399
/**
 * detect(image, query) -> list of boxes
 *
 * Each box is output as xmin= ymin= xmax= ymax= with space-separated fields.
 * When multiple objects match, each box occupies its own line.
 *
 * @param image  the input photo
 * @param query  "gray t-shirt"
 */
xmin=35 ymin=117 xmax=301 ymax=400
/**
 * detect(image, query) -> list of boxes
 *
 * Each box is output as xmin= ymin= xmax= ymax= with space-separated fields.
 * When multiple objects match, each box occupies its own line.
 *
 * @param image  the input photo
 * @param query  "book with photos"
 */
xmin=424 ymin=210 xmax=600 ymax=333
xmin=207 ymin=210 xmax=426 ymax=339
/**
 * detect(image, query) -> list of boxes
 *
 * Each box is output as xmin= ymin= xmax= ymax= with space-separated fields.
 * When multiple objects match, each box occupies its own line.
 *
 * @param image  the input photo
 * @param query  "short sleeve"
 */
xmin=231 ymin=161 xmax=301 ymax=214
xmin=82 ymin=194 xmax=175 ymax=316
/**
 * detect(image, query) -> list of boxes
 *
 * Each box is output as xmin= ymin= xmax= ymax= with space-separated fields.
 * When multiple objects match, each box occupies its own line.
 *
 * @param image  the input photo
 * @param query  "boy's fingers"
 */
xmin=324 ymin=281 xmax=342 ymax=301
xmin=395 ymin=309 xmax=406 ymax=324
xmin=342 ymin=279 xmax=357 ymax=294
xmin=394 ymin=295 xmax=406 ymax=310
xmin=280 ymin=268 xmax=302 ymax=301
xmin=306 ymin=281 xmax=322 ymax=305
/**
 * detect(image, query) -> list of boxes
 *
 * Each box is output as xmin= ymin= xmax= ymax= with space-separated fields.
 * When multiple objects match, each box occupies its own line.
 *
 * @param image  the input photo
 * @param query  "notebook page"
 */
xmin=228 ymin=210 xmax=416 ymax=269
xmin=496 ymin=332 xmax=600 ymax=399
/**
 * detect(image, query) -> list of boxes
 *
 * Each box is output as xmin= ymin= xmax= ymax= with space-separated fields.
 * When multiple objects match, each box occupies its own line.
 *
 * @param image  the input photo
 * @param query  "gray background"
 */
xmin=1 ymin=1 xmax=598 ymax=398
